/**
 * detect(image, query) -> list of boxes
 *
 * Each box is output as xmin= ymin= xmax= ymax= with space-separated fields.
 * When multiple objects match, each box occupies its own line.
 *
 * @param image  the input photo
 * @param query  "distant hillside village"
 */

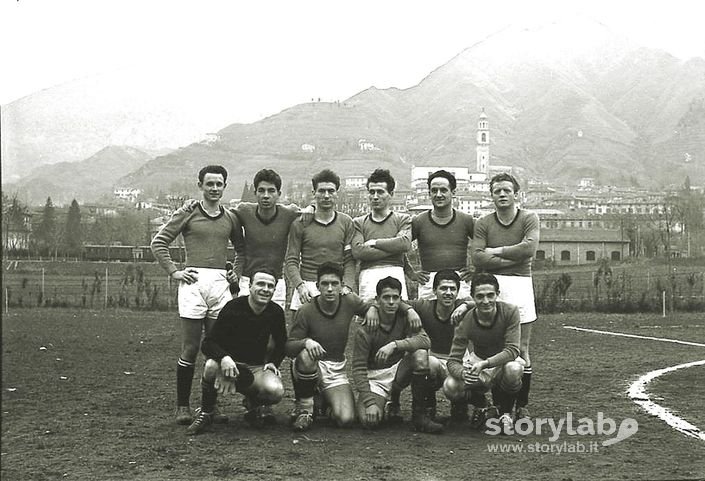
xmin=3 ymin=110 xmax=704 ymax=265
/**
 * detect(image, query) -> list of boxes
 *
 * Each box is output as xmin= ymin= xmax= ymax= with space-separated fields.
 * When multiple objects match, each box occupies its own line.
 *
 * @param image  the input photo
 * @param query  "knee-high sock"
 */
xmin=495 ymin=388 xmax=516 ymax=415
xmin=200 ymin=377 xmax=218 ymax=414
xmin=176 ymin=358 xmax=195 ymax=407
xmin=515 ymin=366 xmax=532 ymax=408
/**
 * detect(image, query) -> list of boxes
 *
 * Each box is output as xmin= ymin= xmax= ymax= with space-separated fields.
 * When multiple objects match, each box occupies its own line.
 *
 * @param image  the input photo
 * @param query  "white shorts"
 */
xmin=319 ymin=359 xmax=350 ymax=391
xmin=417 ymin=272 xmax=471 ymax=300
xmin=463 ymin=352 xmax=526 ymax=388
xmin=289 ymin=280 xmax=320 ymax=311
xmin=239 ymin=275 xmax=287 ymax=309
xmin=367 ymin=360 xmax=401 ymax=399
xmin=495 ymin=275 xmax=537 ymax=324
xmin=178 ymin=268 xmax=232 ymax=320
xmin=358 ymin=266 xmax=408 ymax=301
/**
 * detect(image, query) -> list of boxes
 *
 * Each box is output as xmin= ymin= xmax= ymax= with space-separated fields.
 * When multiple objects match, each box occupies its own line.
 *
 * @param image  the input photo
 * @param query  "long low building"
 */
xmin=537 ymin=229 xmax=630 ymax=264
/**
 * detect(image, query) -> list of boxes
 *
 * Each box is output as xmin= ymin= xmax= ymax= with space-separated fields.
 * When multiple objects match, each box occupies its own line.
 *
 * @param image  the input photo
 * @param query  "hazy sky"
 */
xmin=2 ymin=0 xmax=704 ymax=121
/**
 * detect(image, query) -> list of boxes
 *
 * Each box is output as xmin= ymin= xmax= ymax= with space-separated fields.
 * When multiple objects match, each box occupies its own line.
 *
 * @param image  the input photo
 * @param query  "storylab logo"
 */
xmin=486 ymin=412 xmax=639 ymax=447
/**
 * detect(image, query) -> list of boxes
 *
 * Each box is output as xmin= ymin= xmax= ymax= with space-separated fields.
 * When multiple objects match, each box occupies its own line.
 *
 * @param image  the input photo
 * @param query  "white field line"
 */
xmin=563 ymin=326 xmax=705 ymax=348
xmin=564 ymin=325 xmax=705 ymax=442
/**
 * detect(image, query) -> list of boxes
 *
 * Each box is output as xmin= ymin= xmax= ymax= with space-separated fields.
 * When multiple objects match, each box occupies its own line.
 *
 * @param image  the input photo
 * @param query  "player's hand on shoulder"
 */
xmin=180 ymin=198 xmax=199 ymax=212
xmin=361 ymin=305 xmax=380 ymax=331
xmin=297 ymin=283 xmax=313 ymax=304
xmin=451 ymin=303 xmax=470 ymax=325
xmin=458 ymin=267 xmax=473 ymax=282
xmin=406 ymin=308 xmax=422 ymax=331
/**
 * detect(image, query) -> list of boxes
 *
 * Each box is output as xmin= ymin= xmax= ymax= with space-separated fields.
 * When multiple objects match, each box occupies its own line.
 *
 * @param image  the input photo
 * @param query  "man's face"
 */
xmin=255 ymin=181 xmax=280 ymax=209
xmin=491 ymin=180 xmax=518 ymax=210
xmin=429 ymin=177 xmax=454 ymax=210
xmin=472 ymin=283 xmax=498 ymax=316
xmin=313 ymin=182 xmax=338 ymax=211
xmin=317 ymin=273 xmax=342 ymax=302
xmin=368 ymin=182 xmax=391 ymax=213
xmin=199 ymin=173 xmax=226 ymax=203
xmin=377 ymin=286 xmax=401 ymax=316
xmin=249 ymin=272 xmax=276 ymax=306
xmin=434 ymin=279 xmax=459 ymax=308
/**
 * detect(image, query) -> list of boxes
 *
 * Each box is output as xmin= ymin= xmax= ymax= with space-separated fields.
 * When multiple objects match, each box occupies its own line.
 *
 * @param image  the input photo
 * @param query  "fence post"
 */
xmin=42 ymin=268 xmax=45 ymax=301
xmin=4 ymin=287 xmax=8 ymax=314
xmin=662 ymin=290 xmax=666 ymax=318
xmin=105 ymin=266 xmax=109 ymax=309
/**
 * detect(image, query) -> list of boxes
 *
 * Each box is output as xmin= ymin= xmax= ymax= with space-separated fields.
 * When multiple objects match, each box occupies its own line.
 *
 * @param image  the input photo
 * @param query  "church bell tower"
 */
xmin=476 ymin=108 xmax=489 ymax=174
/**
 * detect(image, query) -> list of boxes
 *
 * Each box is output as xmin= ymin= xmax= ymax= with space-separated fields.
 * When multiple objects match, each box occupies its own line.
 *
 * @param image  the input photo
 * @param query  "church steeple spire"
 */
xmin=476 ymin=108 xmax=489 ymax=174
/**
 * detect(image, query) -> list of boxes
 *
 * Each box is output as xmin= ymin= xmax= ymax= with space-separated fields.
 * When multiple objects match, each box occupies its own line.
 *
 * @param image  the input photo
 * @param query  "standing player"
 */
xmin=352 ymin=169 xmax=412 ymax=301
xmin=186 ymin=268 xmax=287 ymax=435
xmin=407 ymin=170 xmax=474 ymax=300
xmin=467 ymin=172 xmax=539 ymax=420
xmin=233 ymin=169 xmax=303 ymax=308
xmin=151 ymin=165 xmax=244 ymax=425
xmin=285 ymin=262 xmax=373 ymax=431
xmin=351 ymin=277 xmax=443 ymax=433
xmin=444 ymin=272 xmax=524 ymax=434
xmin=285 ymin=169 xmax=356 ymax=311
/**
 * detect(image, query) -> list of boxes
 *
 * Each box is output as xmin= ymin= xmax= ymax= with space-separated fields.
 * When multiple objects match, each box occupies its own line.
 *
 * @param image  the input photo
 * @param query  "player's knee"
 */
xmin=443 ymin=376 xmax=465 ymax=401
xmin=500 ymin=362 xmax=523 ymax=393
xmin=257 ymin=372 xmax=284 ymax=404
xmin=295 ymin=351 xmax=318 ymax=373
xmin=203 ymin=359 xmax=219 ymax=381
xmin=332 ymin=409 xmax=356 ymax=428
xmin=180 ymin=342 xmax=200 ymax=362
xmin=411 ymin=349 xmax=430 ymax=372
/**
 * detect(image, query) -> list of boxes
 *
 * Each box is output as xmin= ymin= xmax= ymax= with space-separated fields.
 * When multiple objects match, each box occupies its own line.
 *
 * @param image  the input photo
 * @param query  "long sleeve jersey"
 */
xmin=201 ymin=296 xmax=287 ymax=368
xmin=447 ymin=301 xmax=520 ymax=380
xmin=352 ymin=313 xmax=431 ymax=407
xmin=412 ymin=210 xmax=474 ymax=272
xmin=408 ymin=298 xmax=466 ymax=359
xmin=233 ymin=203 xmax=299 ymax=279
xmin=150 ymin=200 xmax=244 ymax=275
xmin=284 ymin=211 xmax=356 ymax=288
xmin=471 ymin=209 xmax=539 ymax=277
xmin=286 ymin=293 xmax=371 ymax=362
xmin=351 ymin=212 xmax=412 ymax=270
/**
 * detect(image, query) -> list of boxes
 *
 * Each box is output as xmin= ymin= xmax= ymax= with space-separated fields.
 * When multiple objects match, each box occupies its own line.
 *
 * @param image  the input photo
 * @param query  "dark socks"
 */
xmin=176 ymin=358 xmax=195 ymax=406
xmin=516 ymin=366 xmax=532 ymax=408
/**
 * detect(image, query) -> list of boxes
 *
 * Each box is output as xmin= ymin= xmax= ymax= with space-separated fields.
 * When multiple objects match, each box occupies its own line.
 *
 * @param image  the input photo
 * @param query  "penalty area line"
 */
xmin=565 ymin=325 xmax=705 ymax=442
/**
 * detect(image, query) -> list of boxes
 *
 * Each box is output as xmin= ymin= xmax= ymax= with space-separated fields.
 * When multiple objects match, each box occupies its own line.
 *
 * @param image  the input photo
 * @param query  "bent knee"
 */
xmin=203 ymin=359 xmax=220 ymax=380
xmin=443 ymin=376 xmax=465 ymax=401
xmin=332 ymin=410 xmax=356 ymax=428
xmin=295 ymin=352 xmax=318 ymax=373
xmin=257 ymin=372 xmax=284 ymax=404
xmin=503 ymin=361 xmax=524 ymax=381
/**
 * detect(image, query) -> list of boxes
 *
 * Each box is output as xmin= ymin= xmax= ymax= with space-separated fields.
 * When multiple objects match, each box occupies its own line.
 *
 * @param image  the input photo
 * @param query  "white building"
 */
xmin=301 ymin=143 xmax=316 ymax=152
xmin=114 ymin=188 xmax=142 ymax=202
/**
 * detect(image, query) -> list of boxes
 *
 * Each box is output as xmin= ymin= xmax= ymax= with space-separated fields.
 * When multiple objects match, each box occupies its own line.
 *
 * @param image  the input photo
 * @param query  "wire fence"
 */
xmin=2 ymin=259 xmax=704 ymax=314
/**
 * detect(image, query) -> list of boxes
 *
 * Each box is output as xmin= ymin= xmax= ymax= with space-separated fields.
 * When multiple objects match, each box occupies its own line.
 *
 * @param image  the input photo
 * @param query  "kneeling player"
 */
xmin=390 ymin=269 xmax=477 ymax=425
xmin=444 ymin=272 xmax=524 ymax=434
xmin=187 ymin=268 xmax=287 ymax=435
xmin=351 ymin=277 xmax=442 ymax=433
xmin=286 ymin=262 xmax=377 ymax=431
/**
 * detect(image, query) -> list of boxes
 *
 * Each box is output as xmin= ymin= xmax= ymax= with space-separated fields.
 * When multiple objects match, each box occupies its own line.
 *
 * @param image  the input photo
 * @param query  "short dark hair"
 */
xmin=317 ymin=261 xmax=343 ymax=282
xmin=489 ymin=173 xmax=520 ymax=193
xmin=366 ymin=169 xmax=395 ymax=193
xmin=470 ymin=272 xmax=500 ymax=296
xmin=198 ymin=165 xmax=228 ymax=183
xmin=253 ymin=169 xmax=282 ymax=192
xmin=376 ymin=276 xmax=402 ymax=297
xmin=251 ymin=266 xmax=278 ymax=282
xmin=311 ymin=169 xmax=341 ymax=190
xmin=433 ymin=269 xmax=461 ymax=291
xmin=427 ymin=170 xmax=457 ymax=191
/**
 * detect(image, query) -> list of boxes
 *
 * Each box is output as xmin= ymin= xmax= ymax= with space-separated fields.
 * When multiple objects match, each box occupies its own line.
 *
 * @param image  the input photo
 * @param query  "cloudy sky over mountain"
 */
xmin=2 ymin=0 xmax=703 ymax=124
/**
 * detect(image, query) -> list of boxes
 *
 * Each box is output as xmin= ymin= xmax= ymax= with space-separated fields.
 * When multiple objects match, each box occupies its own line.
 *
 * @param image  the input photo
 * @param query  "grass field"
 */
xmin=2 ymin=308 xmax=704 ymax=480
